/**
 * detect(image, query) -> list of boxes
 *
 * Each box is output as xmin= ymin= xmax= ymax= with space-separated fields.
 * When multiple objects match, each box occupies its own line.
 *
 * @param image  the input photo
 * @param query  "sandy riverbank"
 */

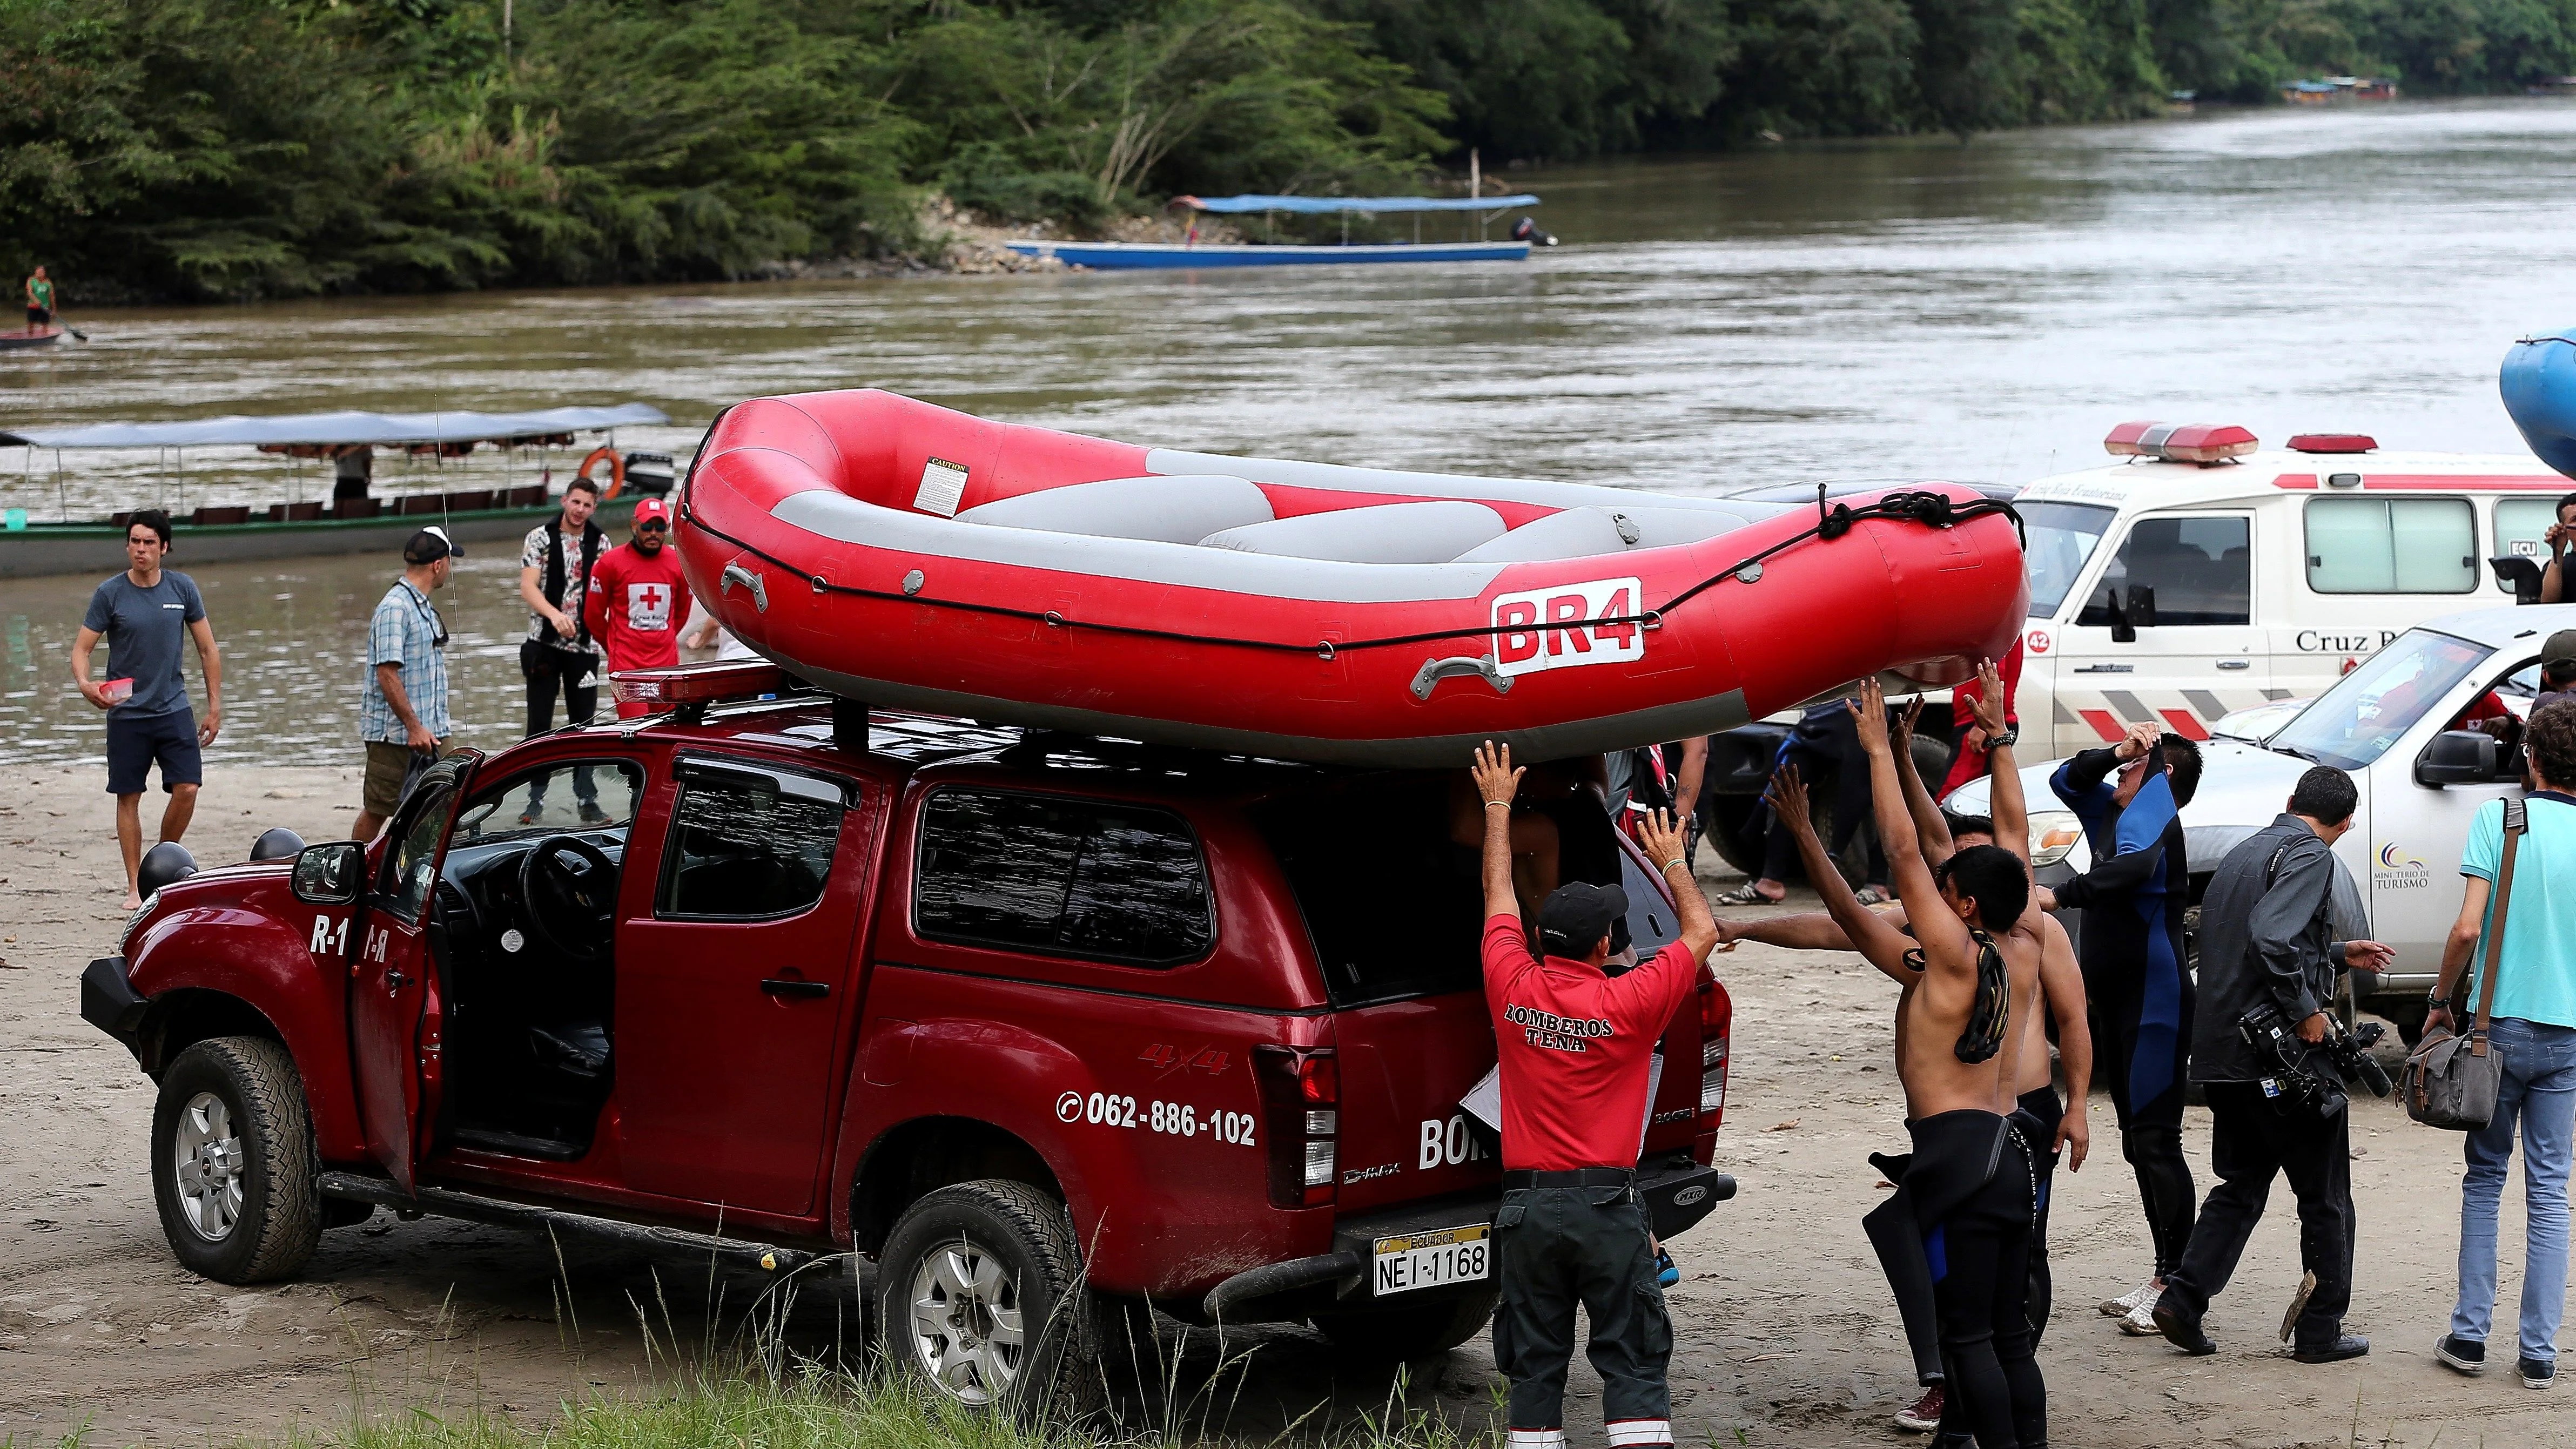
xmin=1 ymin=762 xmax=2567 ymax=1446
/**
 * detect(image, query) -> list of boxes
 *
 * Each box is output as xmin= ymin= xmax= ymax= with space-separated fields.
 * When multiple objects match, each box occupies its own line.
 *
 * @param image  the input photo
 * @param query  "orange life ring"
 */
xmin=578 ymin=446 xmax=627 ymax=499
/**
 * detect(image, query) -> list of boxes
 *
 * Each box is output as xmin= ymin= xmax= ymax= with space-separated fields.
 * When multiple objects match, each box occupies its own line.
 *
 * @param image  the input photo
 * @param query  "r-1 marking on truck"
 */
xmin=308 ymin=914 xmax=348 ymax=956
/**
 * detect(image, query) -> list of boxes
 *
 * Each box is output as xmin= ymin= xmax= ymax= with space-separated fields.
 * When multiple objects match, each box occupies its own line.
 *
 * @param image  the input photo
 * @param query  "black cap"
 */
xmin=2546 ymin=628 xmax=2576 ymax=673
xmin=403 ymin=524 xmax=463 ymax=564
xmin=1538 ymin=881 xmax=1628 ymax=958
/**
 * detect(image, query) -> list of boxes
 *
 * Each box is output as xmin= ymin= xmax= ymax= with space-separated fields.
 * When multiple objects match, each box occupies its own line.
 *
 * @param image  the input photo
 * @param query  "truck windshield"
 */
xmin=2265 ymin=630 xmax=2493 ymax=771
xmin=2019 ymin=501 xmax=2115 ymax=617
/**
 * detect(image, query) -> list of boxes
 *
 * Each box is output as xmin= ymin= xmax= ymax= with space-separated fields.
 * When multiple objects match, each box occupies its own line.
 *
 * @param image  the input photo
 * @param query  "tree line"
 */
xmin=5 ymin=0 xmax=2572 ymax=301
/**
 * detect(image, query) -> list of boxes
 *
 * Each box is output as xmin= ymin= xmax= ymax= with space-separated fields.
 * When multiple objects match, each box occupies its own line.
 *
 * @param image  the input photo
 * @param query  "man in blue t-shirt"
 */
xmin=72 ymin=510 xmax=224 ymax=909
xmin=2429 ymin=698 xmax=2576 ymax=1390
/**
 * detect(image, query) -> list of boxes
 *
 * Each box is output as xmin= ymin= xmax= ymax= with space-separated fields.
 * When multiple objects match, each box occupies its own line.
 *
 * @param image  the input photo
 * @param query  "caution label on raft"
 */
xmin=1491 ymin=577 xmax=1645 ymax=678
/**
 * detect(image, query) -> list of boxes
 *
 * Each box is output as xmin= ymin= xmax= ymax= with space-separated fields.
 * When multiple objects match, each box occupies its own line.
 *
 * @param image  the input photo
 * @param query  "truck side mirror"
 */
xmin=290 ymin=840 xmax=367 ymax=905
xmin=2490 ymin=555 xmax=2544 ymax=604
xmin=2415 ymin=729 xmax=2498 ymax=788
xmin=2125 ymin=584 xmax=2157 ymax=631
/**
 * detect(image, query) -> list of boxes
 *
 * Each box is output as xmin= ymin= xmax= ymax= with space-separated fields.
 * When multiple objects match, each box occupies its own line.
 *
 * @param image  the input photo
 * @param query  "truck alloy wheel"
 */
xmin=149 ymin=1036 xmax=322 ymax=1284
xmin=876 ymin=1180 xmax=1104 ymax=1420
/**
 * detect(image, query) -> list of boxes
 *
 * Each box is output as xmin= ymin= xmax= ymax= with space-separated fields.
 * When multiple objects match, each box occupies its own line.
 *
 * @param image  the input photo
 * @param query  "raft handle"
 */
xmin=721 ymin=562 xmax=769 ymax=614
xmin=1411 ymin=653 xmax=1512 ymax=700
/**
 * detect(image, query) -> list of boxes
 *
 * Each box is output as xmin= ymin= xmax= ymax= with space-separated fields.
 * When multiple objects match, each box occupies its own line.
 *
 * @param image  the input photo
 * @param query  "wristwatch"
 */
xmin=1989 ymin=725 xmax=2019 ymax=747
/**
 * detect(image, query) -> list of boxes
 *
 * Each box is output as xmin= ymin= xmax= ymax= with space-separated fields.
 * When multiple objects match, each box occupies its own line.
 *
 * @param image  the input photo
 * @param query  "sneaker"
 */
xmin=2290 ymin=1333 xmax=2370 ymax=1364
xmin=2100 ymin=1278 xmax=2159 ymax=1316
xmin=1893 ymin=1384 xmax=1943 ymax=1433
xmin=2521 ymin=1356 xmax=2555 ymax=1389
xmin=2152 ymin=1290 xmax=2217 ymax=1357
xmin=2118 ymin=1302 xmax=2161 ymax=1336
xmin=517 ymin=807 xmax=543 ymax=826
xmin=1654 ymin=1248 xmax=1679 ymax=1288
xmin=2435 ymin=1333 xmax=2485 ymax=1375
xmin=2279 ymin=1270 xmax=2317 ymax=1344
xmin=578 ymin=801 xmax=610 ymax=825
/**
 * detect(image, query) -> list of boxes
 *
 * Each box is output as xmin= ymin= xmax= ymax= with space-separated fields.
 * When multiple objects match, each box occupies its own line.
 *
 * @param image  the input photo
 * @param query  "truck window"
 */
xmin=2075 ymin=516 xmax=2250 ymax=626
xmin=2017 ymin=501 xmax=2114 ymax=616
xmin=1254 ymin=777 xmax=1484 ymax=1005
xmin=2495 ymin=496 xmax=2571 ymax=592
xmin=2268 ymin=629 xmax=2491 ymax=770
xmin=913 ymin=788 xmax=1213 ymax=967
xmin=379 ymin=784 xmax=452 ymax=922
xmin=2305 ymin=497 xmax=2476 ymax=594
xmin=657 ymin=770 xmax=844 ymax=920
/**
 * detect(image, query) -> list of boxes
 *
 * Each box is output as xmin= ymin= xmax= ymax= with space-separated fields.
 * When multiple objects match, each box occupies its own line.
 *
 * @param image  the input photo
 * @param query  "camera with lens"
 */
xmin=2239 ymin=1001 xmax=2391 ymax=1123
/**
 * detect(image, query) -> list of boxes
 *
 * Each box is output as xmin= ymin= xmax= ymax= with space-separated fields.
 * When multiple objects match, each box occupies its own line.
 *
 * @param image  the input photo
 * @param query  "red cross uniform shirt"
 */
xmin=1482 ymin=915 xmax=1700 ymax=1171
xmin=583 ymin=542 xmax=691 ymax=710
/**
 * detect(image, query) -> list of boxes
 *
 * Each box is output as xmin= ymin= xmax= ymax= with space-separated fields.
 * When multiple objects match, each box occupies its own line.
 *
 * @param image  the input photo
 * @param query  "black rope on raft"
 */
xmin=680 ymin=489 xmax=2025 ymax=658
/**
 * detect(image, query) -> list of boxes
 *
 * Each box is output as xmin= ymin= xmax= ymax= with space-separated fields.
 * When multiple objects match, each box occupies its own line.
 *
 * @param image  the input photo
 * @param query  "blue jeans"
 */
xmin=2451 ymin=1016 xmax=2576 ymax=1365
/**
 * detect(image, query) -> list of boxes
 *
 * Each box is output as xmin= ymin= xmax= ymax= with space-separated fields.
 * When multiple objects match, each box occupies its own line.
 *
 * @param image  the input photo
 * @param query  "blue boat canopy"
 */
xmin=1 ymin=402 xmax=669 ymax=451
xmin=1173 ymin=193 xmax=1538 ymax=214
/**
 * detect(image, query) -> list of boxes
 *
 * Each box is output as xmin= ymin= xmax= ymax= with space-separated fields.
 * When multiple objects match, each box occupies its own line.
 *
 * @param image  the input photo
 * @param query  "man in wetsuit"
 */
xmin=1472 ymin=742 xmax=1720 ymax=1449
xmin=1846 ymin=677 xmax=2049 ymax=1449
xmin=2044 ymin=723 xmax=2201 ymax=1333
xmin=1732 ymin=671 xmax=2087 ymax=1439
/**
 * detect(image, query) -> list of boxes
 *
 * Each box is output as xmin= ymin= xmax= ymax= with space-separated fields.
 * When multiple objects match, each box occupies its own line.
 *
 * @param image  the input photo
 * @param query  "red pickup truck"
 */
xmin=82 ymin=666 xmax=1734 ymax=1412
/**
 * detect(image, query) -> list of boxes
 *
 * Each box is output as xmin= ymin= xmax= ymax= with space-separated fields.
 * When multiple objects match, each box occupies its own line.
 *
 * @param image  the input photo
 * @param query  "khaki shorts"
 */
xmin=362 ymin=739 xmax=448 ymax=818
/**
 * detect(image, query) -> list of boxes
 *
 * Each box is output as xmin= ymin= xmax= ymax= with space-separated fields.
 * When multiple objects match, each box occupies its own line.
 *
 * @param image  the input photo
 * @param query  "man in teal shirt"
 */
xmin=2429 ymin=698 xmax=2576 ymax=1391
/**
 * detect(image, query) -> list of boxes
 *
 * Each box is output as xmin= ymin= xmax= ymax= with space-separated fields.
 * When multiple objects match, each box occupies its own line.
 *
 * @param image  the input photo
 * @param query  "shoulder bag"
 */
xmin=2399 ymin=797 xmax=2524 ymax=1130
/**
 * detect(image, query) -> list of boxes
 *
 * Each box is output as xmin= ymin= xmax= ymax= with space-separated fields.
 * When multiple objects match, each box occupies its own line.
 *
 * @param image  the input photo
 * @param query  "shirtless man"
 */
xmin=1823 ymin=676 xmax=2050 ymax=1448
xmin=1737 ymin=669 xmax=2086 ymax=1438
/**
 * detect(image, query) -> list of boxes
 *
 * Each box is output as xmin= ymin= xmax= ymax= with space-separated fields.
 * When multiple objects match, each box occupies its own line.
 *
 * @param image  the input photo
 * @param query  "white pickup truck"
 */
xmin=1951 ymin=602 xmax=2570 ymax=1043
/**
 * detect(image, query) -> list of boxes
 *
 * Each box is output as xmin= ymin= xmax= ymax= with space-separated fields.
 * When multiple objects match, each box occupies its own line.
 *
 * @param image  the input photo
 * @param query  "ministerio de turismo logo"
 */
xmin=2377 ymin=841 xmax=2431 ymax=890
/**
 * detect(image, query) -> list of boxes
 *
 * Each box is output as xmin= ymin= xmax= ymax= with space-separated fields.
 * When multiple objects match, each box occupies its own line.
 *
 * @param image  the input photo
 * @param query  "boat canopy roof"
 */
xmin=1173 ymin=193 xmax=1538 ymax=214
xmin=0 ymin=402 xmax=668 ymax=451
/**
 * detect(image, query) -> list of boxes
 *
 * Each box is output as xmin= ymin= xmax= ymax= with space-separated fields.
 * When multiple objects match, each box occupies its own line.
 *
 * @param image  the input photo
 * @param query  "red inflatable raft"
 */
xmin=673 ymin=390 xmax=2028 ymax=765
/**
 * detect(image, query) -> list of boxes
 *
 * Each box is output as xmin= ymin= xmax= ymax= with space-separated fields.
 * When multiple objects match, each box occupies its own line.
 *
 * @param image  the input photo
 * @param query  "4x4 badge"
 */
xmin=1138 ymin=1043 xmax=1230 ymax=1076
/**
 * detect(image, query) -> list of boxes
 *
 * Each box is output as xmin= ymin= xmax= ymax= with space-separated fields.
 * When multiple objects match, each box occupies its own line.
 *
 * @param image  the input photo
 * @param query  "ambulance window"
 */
xmin=2018 ymin=502 xmax=2114 ymax=616
xmin=2495 ymin=496 xmax=2576 ymax=592
xmin=913 ymin=788 xmax=1213 ymax=967
xmin=2077 ymin=516 xmax=2250 ymax=626
xmin=2305 ymin=497 xmax=2476 ymax=594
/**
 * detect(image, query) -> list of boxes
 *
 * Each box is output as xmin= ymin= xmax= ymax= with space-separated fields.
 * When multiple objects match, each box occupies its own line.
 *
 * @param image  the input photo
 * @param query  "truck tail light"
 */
xmin=1254 ymin=1046 xmax=1337 ymax=1208
xmin=1697 ymin=973 xmax=1732 ymax=1131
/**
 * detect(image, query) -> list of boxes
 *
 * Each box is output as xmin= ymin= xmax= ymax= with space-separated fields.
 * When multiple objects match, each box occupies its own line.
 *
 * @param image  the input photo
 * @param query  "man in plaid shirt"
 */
xmin=353 ymin=527 xmax=459 ymax=843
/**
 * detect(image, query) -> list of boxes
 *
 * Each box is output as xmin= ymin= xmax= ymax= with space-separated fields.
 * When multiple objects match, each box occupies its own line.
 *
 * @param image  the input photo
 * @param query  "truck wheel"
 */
xmin=1703 ymin=797 xmax=1765 ymax=877
xmin=1310 ymin=1285 xmax=1502 ymax=1362
xmin=877 ymin=1180 xmax=1104 ymax=1421
xmin=2378 ymin=999 xmax=2430 ymax=1048
xmin=150 ymin=1036 xmax=322 ymax=1284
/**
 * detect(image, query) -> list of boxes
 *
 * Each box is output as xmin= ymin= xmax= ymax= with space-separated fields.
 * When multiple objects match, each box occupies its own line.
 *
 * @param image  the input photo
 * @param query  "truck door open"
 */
xmin=348 ymin=752 xmax=479 ymax=1195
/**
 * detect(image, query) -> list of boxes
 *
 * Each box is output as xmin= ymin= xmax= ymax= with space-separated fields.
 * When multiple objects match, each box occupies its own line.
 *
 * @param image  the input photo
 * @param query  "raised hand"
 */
xmin=1471 ymin=740 xmax=1524 ymax=808
xmin=1848 ymin=677 xmax=1891 ymax=758
xmin=1636 ymin=807 xmax=1688 ymax=876
xmin=1893 ymin=696 xmax=1925 ymax=764
xmin=1765 ymin=763 xmax=1814 ymax=839
xmin=1968 ymin=657 xmax=2010 ymax=738
xmin=2114 ymin=721 xmax=2161 ymax=763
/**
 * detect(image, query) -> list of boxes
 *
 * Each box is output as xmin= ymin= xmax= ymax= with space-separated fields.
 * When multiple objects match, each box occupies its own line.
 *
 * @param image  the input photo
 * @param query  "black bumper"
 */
xmin=1200 ymin=1160 xmax=1738 ymax=1322
xmin=81 ymin=956 xmax=146 ymax=1052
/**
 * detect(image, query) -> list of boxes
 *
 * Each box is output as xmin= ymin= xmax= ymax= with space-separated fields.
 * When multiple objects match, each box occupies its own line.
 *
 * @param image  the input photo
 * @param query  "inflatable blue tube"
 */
xmin=2501 ymin=329 xmax=2576 ymax=480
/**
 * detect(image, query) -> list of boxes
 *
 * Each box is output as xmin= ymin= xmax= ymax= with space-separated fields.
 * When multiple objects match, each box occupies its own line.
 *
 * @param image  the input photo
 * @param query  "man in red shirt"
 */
xmin=1472 ymin=741 xmax=1720 ymax=1449
xmin=583 ymin=497 xmax=694 ymax=717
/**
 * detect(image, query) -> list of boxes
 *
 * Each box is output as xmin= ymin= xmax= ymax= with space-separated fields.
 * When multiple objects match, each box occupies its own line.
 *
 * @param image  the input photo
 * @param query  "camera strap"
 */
xmin=2467 ymin=798 xmax=2527 ymax=1059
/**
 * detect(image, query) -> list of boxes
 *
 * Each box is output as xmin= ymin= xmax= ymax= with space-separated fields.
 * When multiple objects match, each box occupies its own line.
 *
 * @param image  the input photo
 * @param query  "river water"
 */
xmin=4 ymin=98 xmax=2573 ymax=769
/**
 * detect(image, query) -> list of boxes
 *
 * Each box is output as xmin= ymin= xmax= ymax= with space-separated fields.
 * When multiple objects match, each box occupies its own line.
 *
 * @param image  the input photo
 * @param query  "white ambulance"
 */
xmin=2012 ymin=422 xmax=2573 ymax=757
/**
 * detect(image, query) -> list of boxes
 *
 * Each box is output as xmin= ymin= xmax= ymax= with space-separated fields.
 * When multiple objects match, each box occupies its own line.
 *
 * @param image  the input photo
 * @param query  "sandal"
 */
xmin=1713 ymin=883 xmax=1781 ymax=906
xmin=1853 ymin=886 xmax=1889 ymax=906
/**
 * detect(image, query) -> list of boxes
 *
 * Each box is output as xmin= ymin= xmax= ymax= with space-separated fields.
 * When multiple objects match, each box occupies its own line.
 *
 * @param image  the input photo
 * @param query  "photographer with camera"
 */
xmin=2153 ymin=765 xmax=2394 ymax=1362
xmin=2425 ymin=699 xmax=2576 ymax=1390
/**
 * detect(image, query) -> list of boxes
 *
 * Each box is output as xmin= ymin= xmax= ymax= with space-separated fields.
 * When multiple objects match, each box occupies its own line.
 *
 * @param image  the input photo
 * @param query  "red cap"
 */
xmin=633 ymin=497 xmax=670 ymax=526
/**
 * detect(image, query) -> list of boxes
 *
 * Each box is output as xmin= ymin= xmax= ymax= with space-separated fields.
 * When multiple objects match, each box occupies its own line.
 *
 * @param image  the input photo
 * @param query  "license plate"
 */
xmin=1371 ymin=1223 xmax=1491 ymax=1296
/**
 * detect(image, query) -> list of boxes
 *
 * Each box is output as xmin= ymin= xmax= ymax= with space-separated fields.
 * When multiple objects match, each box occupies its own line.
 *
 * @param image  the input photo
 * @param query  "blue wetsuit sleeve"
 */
xmin=2049 ymin=770 xmax=2175 ymax=913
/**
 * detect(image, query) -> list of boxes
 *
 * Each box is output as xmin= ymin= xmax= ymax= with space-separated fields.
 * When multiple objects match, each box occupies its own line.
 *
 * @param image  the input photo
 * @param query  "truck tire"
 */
xmin=1310 ymin=1284 xmax=1501 ymax=1362
xmin=150 ymin=1036 xmax=322 ymax=1284
xmin=877 ymin=1180 xmax=1105 ymax=1421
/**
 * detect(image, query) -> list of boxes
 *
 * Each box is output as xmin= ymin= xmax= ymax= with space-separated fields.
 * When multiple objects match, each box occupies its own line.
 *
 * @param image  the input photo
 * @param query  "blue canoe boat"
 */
xmin=2501 ymin=329 xmax=2576 ymax=478
xmin=1007 ymin=192 xmax=1548 ymax=271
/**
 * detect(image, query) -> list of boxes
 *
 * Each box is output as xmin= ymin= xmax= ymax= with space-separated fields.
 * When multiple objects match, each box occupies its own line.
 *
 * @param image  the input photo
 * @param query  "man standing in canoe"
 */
xmin=25 ymin=266 xmax=53 ymax=334
xmin=584 ymin=496 xmax=692 ymax=717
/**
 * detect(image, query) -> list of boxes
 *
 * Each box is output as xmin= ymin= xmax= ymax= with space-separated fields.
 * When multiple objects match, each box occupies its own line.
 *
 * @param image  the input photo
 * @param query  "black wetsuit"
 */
xmin=2050 ymin=749 xmax=2195 ymax=1280
xmin=1905 ymin=1108 xmax=2047 ymax=1449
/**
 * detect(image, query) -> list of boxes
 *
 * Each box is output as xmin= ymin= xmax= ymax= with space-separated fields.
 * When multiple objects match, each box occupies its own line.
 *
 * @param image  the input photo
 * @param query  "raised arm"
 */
xmin=1966 ymin=658 xmax=2026 ymax=860
xmin=1770 ymin=762 xmax=1917 ymax=982
xmin=1892 ymin=696 xmax=1954 ymax=866
xmin=1634 ymin=807 xmax=1719 ymax=965
xmin=1853 ymin=678 xmax=1966 ymax=969
xmin=1471 ymin=741 xmax=1525 ymax=923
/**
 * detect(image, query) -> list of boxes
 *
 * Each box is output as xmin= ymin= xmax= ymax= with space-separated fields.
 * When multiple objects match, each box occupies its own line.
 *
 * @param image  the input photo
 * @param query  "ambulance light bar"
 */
xmin=2104 ymin=421 xmax=2258 ymax=464
xmin=2287 ymin=433 xmax=2378 ymax=454
xmin=609 ymin=660 xmax=793 ymax=706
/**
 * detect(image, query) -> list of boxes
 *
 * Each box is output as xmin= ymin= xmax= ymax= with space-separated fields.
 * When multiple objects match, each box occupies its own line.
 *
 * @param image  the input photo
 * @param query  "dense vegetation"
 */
xmin=5 ymin=0 xmax=2573 ymax=301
